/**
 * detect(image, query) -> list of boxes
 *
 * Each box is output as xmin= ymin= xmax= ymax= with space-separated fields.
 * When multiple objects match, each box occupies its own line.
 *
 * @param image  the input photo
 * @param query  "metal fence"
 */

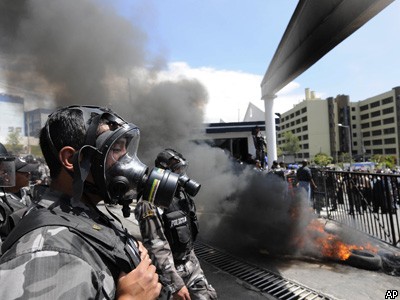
xmin=309 ymin=169 xmax=400 ymax=248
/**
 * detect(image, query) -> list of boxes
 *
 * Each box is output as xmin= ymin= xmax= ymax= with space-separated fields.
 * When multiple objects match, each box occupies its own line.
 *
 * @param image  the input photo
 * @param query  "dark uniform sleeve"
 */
xmin=134 ymin=200 xmax=185 ymax=294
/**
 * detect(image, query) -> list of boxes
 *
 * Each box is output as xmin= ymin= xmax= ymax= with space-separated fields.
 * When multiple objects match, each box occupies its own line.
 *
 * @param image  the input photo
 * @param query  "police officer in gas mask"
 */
xmin=0 ymin=145 xmax=37 ymax=244
xmin=0 ymin=105 xmax=180 ymax=299
xmin=135 ymin=148 xmax=218 ymax=300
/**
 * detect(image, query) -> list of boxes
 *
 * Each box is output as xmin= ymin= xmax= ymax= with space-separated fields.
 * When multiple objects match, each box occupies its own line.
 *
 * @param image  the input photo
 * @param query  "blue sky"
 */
xmin=106 ymin=1 xmax=400 ymax=122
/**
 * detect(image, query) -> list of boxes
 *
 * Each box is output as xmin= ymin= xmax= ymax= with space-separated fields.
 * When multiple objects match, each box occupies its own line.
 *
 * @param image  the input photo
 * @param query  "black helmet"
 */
xmin=155 ymin=148 xmax=187 ymax=174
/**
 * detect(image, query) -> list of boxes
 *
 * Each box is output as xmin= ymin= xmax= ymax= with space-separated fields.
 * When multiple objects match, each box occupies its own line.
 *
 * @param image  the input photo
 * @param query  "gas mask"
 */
xmin=93 ymin=124 xmax=179 ymax=215
xmin=0 ymin=143 xmax=15 ymax=188
xmin=46 ymin=106 xmax=179 ymax=217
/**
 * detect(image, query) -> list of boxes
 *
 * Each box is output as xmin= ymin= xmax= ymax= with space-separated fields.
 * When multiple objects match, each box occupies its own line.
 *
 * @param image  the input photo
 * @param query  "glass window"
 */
xmin=385 ymin=148 xmax=396 ymax=154
xmin=372 ymin=139 xmax=382 ymax=145
xmin=370 ymin=101 xmax=380 ymax=108
xmin=383 ymin=117 xmax=394 ymax=125
xmin=382 ymin=97 xmax=393 ymax=105
xmin=372 ymin=130 xmax=382 ymax=136
xmin=361 ymin=123 xmax=370 ymax=129
xmin=362 ymin=132 xmax=370 ymax=137
xmin=384 ymin=138 xmax=396 ymax=144
xmin=371 ymin=111 xmax=381 ymax=118
xmin=383 ymin=128 xmax=395 ymax=134
xmin=371 ymin=120 xmax=381 ymax=127
xmin=383 ymin=107 xmax=394 ymax=114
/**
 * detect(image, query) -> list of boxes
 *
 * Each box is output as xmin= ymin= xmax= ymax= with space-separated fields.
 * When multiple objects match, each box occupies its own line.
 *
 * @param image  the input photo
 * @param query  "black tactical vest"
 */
xmin=0 ymin=193 xmax=26 ymax=242
xmin=161 ymin=190 xmax=199 ymax=263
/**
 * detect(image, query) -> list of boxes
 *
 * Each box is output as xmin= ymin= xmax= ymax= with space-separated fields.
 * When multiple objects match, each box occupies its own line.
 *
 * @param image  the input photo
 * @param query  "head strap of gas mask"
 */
xmin=45 ymin=105 xmax=129 ymax=202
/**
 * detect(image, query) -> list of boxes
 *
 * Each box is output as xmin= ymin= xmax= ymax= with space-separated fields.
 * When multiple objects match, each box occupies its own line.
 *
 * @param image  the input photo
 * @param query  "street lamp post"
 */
xmin=338 ymin=123 xmax=351 ymax=169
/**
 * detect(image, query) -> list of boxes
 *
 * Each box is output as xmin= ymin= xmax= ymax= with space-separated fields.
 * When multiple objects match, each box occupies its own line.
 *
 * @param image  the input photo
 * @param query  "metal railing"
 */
xmin=309 ymin=169 xmax=400 ymax=248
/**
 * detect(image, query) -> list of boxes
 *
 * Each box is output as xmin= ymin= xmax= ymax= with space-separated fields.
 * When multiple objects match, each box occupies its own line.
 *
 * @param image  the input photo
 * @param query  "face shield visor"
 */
xmin=99 ymin=125 xmax=147 ymax=203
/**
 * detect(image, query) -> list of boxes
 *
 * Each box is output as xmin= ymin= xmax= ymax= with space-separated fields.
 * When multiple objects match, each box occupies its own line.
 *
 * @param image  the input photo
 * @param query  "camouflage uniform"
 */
xmin=135 ymin=190 xmax=217 ymax=299
xmin=0 ymin=187 xmax=141 ymax=299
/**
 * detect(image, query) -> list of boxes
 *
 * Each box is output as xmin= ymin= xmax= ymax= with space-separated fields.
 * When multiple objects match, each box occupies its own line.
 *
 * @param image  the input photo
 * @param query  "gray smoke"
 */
xmin=0 ymin=0 xmax=317 ymax=256
xmin=0 ymin=0 xmax=150 ymax=107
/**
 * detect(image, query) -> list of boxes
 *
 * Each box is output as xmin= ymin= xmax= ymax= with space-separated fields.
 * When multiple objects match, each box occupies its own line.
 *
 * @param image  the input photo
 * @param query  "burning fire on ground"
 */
xmin=294 ymin=219 xmax=378 ymax=261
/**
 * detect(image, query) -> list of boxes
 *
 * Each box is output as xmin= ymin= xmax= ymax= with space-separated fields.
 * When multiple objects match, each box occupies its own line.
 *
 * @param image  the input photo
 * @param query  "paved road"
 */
xmin=100 ymin=203 xmax=400 ymax=300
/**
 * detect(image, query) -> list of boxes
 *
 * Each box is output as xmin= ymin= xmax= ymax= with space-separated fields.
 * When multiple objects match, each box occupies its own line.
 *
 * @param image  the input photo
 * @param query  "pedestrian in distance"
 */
xmin=0 ymin=155 xmax=38 ymax=243
xmin=296 ymin=159 xmax=317 ymax=206
xmin=252 ymin=126 xmax=267 ymax=169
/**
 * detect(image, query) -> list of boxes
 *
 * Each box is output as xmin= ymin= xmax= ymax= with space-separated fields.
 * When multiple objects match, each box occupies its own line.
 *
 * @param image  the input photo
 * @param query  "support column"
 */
xmin=262 ymin=94 xmax=277 ymax=168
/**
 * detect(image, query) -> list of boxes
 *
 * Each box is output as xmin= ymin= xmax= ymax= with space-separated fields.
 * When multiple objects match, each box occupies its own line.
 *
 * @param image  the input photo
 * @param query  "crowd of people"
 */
xmin=324 ymin=170 xmax=399 ymax=215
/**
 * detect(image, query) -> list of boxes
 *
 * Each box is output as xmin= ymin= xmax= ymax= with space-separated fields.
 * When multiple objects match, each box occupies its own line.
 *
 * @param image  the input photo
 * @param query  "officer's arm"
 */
xmin=134 ymin=201 xmax=185 ymax=294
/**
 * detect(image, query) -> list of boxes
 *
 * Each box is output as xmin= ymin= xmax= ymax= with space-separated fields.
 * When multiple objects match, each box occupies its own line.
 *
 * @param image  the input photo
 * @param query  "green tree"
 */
xmin=30 ymin=145 xmax=43 ymax=157
xmin=282 ymin=131 xmax=300 ymax=156
xmin=277 ymin=147 xmax=283 ymax=157
xmin=5 ymin=131 xmax=24 ymax=155
xmin=384 ymin=155 xmax=396 ymax=169
xmin=371 ymin=154 xmax=396 ymax=169
xmin=313 ymin=152 xmax=333 ymax=166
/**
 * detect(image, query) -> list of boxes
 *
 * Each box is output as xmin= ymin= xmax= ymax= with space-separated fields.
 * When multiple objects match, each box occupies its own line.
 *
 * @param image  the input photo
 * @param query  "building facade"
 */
xmin=351 ymin=87 xmax=400 ymax=162
xmin=0 ymin=93 xmax=54 ymax=152
xmin=277 ymin=89 xmax=331 ymax=161
xmin=276 ymin=86 xmax=400 ymax=164
xmin=0 ymin=94 xmax=25 ymax=143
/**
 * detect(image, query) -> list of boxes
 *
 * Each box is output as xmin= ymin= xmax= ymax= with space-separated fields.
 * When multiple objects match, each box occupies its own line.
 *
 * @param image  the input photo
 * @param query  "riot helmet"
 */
xmin=155 ymin=148 xmax=188 ymax=174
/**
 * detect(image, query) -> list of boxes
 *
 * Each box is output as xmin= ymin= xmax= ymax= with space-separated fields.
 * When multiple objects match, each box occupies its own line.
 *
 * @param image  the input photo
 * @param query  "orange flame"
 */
xmin=303 ymin=219 xmax=378 ymax=261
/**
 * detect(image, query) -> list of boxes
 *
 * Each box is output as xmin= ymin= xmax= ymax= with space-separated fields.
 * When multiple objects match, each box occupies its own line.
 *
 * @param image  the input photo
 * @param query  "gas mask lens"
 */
xmin=106 ymin=129 xmax=140 ymax=166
